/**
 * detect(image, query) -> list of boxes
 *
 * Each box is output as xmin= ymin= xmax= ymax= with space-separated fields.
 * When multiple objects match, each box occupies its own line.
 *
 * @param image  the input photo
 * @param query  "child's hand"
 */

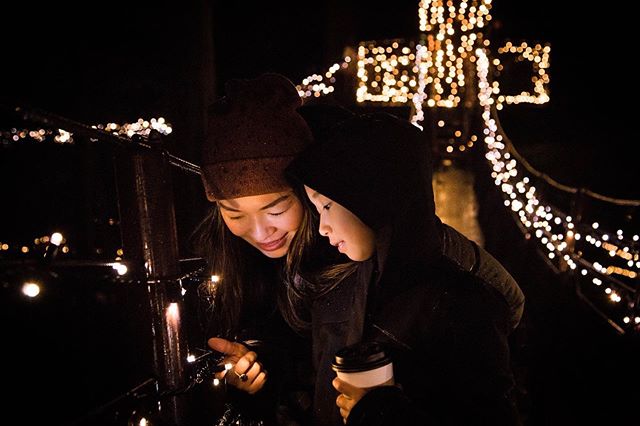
xmin=332 ymin=377 xmax=369 ymax=423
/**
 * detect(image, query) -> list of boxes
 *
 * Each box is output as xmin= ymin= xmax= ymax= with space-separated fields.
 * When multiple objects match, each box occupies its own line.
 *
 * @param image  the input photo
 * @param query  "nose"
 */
xmin=318 ymin=215 xmax=330 ymax=237
xmin=251 ymin=216 xmax=276 ymax=241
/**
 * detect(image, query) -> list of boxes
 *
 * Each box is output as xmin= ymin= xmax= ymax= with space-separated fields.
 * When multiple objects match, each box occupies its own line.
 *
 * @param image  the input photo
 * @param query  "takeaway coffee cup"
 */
xmin=331 ymin=341 xmax=394 ymax=388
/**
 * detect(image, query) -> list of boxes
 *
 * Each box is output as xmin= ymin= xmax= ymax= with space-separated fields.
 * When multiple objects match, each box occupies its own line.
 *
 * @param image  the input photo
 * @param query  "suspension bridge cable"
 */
xmin=490 ymin=106 xmax=640 ymax=207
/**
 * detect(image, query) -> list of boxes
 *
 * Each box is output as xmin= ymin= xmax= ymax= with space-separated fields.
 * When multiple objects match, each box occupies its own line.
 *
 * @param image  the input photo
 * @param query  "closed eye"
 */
xmin=322 ymin=202 xmax=332 ymax=211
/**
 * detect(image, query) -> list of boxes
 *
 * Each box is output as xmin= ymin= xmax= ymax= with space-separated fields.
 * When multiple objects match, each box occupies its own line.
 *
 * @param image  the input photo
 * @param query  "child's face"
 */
xmin=218 ymin=190 xmax=303 ymax=258
xmin=304 ymin=185 xmax=375 ymax=261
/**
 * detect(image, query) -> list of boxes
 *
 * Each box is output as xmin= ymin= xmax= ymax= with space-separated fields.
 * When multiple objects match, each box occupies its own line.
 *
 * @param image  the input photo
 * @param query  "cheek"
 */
xmin=279 ymin=203 xmax=303 ymax=231
xmin=221 ymin=217 xmax=246 ymax=237
xmin=359 ymin=235 xmax=376 ymax=258
xmin=345 ymin=220 xmax=375 ymax=256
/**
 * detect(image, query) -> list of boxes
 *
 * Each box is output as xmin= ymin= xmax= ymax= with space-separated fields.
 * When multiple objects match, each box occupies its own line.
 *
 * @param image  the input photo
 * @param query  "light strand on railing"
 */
xmin=1 ymin=117 xmax=172 ymax=145
xmin=476 ymin=48 xmax=638 ymax=332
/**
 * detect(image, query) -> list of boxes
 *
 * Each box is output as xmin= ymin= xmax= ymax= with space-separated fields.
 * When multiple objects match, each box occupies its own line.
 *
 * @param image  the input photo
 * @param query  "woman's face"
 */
xmin=218 ymin=191 xmax=303 ymax=258
xmin=304 ymin=185 xmax=375 ymax=261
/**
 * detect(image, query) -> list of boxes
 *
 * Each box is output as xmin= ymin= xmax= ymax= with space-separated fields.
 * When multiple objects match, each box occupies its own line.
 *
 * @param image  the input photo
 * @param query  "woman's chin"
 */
xmin=257 ymin=245 xmax=289 ymax=259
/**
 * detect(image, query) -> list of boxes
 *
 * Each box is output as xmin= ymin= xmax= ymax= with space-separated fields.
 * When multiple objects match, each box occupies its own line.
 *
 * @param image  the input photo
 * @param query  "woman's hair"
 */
xmin=194 ymin=203 xmax=275 ymax=338
xmin=192 ymin=185 xmax=355 ymax=337
xmin=278 ymin=184 xmax=358 ymax=332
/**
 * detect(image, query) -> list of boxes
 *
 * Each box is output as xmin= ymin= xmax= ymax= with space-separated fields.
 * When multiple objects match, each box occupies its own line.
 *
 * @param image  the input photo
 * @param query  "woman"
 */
xmin=194 ymin=72 xmax=320 ymax=424
xmin=285 ymin=112 xmax=523 ymax=425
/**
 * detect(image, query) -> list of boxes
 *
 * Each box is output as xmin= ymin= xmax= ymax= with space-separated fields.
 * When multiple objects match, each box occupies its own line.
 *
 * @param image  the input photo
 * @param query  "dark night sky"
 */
xmin=1 ymin=0 xmax=637 ymax=198
xmin=1 ymin=1 xmax=631 ymax=122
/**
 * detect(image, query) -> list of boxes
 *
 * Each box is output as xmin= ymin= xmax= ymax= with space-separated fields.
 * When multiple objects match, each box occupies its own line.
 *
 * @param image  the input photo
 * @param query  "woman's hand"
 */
xmin=332 ymin=377 xmax=369 ymax=423
xmin=208 ymin=337 xmax=267 ymax=394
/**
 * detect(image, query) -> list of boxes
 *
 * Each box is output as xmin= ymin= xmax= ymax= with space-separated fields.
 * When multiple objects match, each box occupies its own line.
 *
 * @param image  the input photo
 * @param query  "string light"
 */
xmin=1 ymin=117 xmax=172 ymax=146
xmin=21 ymin=281 xmax=41 ymax=298
xmin=495 ymin=41 xmax=551 ymax=109
xmin=297 ymin=57 xmax=351 ymax=99
xmin=296 ymin=0 xmax=550 ymax=153
xmin=294 ymin=2 xmax=636 ymax=333
xmin=356 ymin=40 xmax=417 ymax=104
xmin=476 ymin=48 xmax=639 ymax=333
xmin=1 ymin=1 xmax=633 ymax=336
xmin=111 ymin=262 xmax=129 ymax=276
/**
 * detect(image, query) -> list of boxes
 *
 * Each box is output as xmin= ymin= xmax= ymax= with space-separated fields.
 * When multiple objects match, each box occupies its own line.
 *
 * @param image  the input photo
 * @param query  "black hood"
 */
xmin=286 ymin=112 xmax=443 ymax=270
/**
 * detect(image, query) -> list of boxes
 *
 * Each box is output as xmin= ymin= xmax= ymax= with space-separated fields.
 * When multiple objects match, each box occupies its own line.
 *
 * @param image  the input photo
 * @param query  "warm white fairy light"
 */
xmin=411 ymin=0 xmax=493 ymax=131
xmin=298 ymin=57 xmax=351 ymax=99
xmin=293 ymin=0 xmax=548 ymax=150
xmin=495 ymin=42 xmax=550 ymax=108
xmin=356 ymin=40 xmax=417 ymax=104
xmin=50 ymin=232 xmax=63 ymax=246
xmin=2 ymin=127 xmax=76 ymax=144
xmin=110 ymin=262 xmax=129 ymax=276
xmin=476 ymin=48 xmax=639 ymax=332
xmin=95 ymin=117 xmax=172 ymax=137
xmin=2 ymin=118 xmax=172 ymax=146
xmin=1 ymin=233 xmax=73 ymax=258
xmin=22 ymin=281 xmax=41 ymax=298
xmin=201 ymin=274 xmax=222 ymax=295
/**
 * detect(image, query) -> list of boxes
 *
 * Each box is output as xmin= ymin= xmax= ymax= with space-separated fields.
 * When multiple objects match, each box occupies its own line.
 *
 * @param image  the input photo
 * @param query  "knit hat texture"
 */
xmin=201 ymin=73 xmax=312 ymax=201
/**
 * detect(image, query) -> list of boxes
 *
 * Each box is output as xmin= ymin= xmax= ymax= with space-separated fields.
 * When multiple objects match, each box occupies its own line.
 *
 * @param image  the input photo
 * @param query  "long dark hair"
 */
xmin=278 ymin=184 xmax=358 ymax=332
xmin=193 ymin=205 xmax=266 ymax=339
xmin=193 ymin=185 xmax=357 ymax=338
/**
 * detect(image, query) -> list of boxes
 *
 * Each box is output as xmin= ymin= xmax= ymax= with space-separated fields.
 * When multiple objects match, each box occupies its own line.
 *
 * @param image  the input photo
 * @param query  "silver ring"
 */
xmin=234 ymin=370 xmax=248 ymax=382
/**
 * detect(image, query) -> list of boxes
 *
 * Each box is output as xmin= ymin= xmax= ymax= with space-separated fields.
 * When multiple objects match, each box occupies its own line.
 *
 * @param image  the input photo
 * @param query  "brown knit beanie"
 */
xmin=201 ymin=73 xmax=313 ymax=201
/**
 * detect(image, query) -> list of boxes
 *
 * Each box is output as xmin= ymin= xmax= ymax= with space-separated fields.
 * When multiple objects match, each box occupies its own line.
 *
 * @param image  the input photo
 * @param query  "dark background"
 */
xmin=1 ymin=1 xmax=638 ymax=425
xmin=2 ymin=0 xmax=637 ymax=197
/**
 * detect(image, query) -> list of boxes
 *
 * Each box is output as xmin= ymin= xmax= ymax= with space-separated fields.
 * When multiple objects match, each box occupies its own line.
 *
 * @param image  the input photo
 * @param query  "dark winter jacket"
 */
xmin=287 ymin=112 xmax=523 ymax=425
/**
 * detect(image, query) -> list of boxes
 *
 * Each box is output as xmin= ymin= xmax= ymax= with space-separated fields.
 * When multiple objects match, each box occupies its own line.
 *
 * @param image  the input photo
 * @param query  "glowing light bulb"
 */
xmin=22 ymin=281 xmax=41 ymax=298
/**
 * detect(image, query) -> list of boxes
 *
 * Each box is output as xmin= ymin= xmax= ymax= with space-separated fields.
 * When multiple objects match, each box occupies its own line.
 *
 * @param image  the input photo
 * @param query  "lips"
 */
xmin=257 ymin=234 xmax=287 ymax=252
xmin=331 ymin=240 xmax=346 ymax=252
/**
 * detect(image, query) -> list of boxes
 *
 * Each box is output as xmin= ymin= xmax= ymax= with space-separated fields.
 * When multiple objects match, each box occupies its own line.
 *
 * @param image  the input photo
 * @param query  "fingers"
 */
xmin=333 ymin=377 xmax=363 ymax=399
xmin=233 ymin=362 xmax=267 ymax=393
xmin=205 ymin=338 xmax=269 ymax=393
xmin=208 ymin=337 xmax=247 ymax=357
xmin=333 ymin=378 xmax=369 ymax=423
xmin=246 ymin=370 xmax=267 ymax=395
xmin=208 ymin=338 xmax=248 ymax=381
xmin=336 ymin=392 xmax=355 ymax=422
xmin=233 ymin=350 xmax=257 ymax=377
xmin=226 ymin=351 xmax=268 ymax=393
xmin=340 ymin=408 xmax=349 ymax=424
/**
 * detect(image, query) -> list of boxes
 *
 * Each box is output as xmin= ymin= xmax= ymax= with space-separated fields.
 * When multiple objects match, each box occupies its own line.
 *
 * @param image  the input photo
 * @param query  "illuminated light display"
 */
xmin=1 ymin=1 xmax=636 ymax=337
xmin=1 ymin=117 xmax=172 ymax=145
xmin=476 ymin=49 xmax=639 ymax=333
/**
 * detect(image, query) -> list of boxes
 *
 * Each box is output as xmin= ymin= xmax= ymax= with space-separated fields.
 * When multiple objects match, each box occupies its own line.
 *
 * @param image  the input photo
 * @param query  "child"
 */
xmin=286 ymin=111 xmax=522 ymax=425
